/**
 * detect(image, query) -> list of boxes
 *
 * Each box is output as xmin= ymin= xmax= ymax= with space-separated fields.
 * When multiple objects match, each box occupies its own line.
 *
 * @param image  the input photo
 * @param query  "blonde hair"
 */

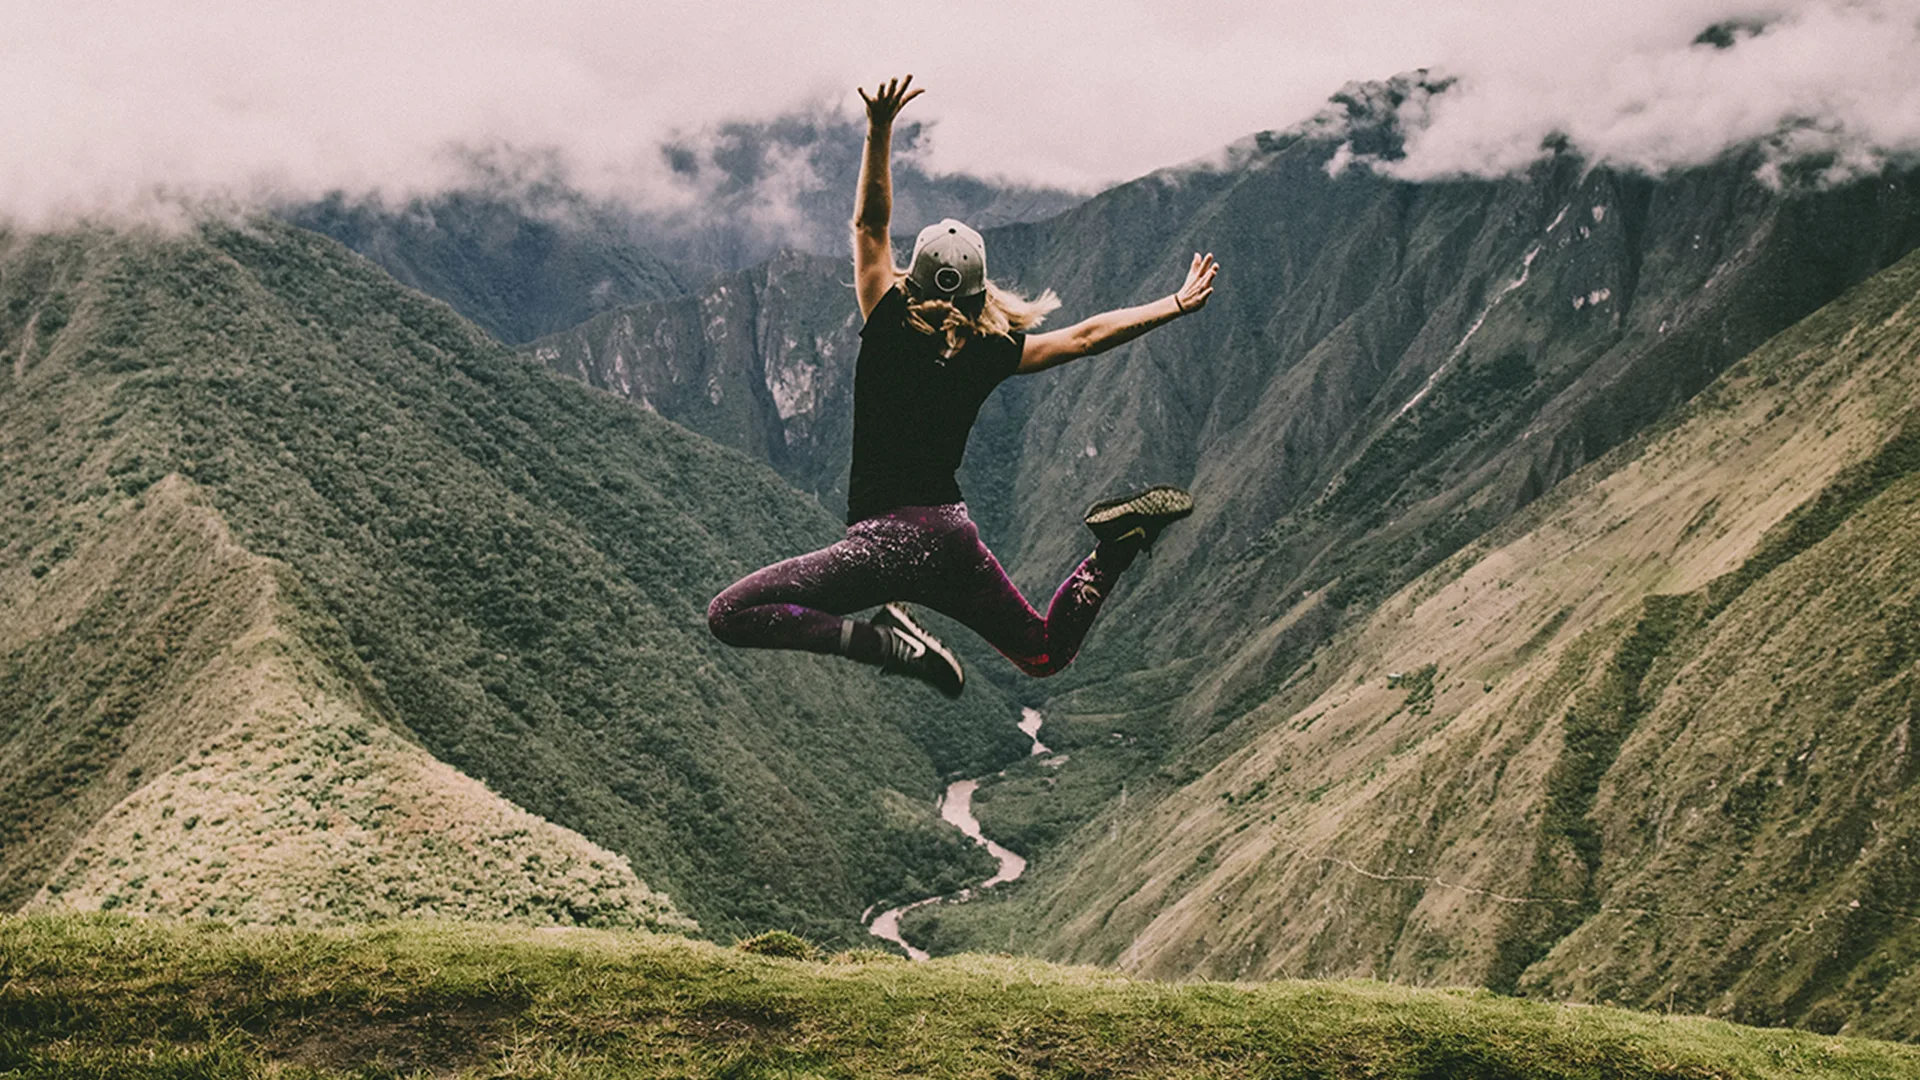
xmin=897 ymin=272 xmax=1061 ymax=354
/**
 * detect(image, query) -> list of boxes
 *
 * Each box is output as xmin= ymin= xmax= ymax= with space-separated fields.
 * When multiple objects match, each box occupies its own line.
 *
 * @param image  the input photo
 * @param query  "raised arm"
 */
xmin=1017 ymin=253 xmax=1220 ymax=374
xmin=852 ymin=76 xmax=923 ymax=320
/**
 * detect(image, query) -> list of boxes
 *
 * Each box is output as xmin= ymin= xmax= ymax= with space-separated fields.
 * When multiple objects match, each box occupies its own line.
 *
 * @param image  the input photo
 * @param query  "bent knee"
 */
xmin=707 ymin=592 xmax=745 ymax=645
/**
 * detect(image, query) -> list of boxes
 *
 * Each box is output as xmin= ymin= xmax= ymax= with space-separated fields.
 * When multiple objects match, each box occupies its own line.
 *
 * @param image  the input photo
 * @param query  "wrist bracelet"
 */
xmin=1173 ymin=293 xmax=1187 ymax=314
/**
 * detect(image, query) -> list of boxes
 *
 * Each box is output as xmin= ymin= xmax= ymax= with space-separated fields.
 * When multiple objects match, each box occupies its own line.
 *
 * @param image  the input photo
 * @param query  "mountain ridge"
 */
xmin=11 ymin=473 xmax=690 ymax=930
xmin=0 ymin=220 xmax=1018 ymax=943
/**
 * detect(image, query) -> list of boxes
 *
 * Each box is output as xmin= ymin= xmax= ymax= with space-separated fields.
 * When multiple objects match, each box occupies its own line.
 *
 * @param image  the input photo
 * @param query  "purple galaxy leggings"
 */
xmin=706 ymin=503 xmax=1126 ymax=677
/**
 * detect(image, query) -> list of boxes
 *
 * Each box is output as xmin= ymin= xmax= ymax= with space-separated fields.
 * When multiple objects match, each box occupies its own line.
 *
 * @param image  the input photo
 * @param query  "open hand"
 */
xmin=1175 ymin=253 xmax=1220 ymax=314
xmin=858 ymin=75 xmax=924 ymax=129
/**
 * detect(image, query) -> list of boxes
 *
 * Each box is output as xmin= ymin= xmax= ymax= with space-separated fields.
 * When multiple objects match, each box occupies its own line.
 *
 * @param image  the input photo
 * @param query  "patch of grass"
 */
xmin=735 ymin=929 xmax=820 ymax=960
xmin=1393 ymin=663 xmax=1439 ymax=717
xmin=4 ymin=914 xmax=1915 ymax=1079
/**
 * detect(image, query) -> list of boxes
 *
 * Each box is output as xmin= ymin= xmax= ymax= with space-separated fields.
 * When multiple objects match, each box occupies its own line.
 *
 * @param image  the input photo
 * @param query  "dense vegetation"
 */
xmin=6 ymin=915 xmax=1916 ymax=1079
xmin=0 ymin=221 xmax=1018 ymax=944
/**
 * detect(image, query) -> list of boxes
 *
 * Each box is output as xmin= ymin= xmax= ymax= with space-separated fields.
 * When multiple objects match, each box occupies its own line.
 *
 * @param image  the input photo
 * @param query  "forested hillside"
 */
xmin=0 ymin=220 xmax=1021 ymax=943
xmin=284 ymin=187 xmax=687 ymax=346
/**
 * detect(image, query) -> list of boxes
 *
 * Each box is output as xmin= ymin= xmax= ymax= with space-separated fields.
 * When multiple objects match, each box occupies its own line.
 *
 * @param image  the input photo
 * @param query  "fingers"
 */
xmin=875 ymin=75 xmax=915 ymax=103
xmin=859 ymin=76 xmax=923 ymax=120
xmin=1175 ymin=252 xmax=1220 ymax=313
xmin=1182 ymin=252 xmax=1218 ymax=285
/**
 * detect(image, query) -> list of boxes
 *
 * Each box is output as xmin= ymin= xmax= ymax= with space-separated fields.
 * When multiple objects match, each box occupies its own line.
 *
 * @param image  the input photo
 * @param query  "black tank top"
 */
xmin=846 ymin=286 xmax=1024 ymax=524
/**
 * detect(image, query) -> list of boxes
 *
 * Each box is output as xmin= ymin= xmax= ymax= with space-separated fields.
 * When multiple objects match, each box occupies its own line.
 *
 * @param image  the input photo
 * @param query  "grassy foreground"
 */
xmin=3 ymin=917 xmax=1916 ymax=1079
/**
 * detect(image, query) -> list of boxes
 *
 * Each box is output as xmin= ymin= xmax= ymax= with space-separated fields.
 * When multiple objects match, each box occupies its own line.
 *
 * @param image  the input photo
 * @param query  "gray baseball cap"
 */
xmin=908 ymin=218 xmax=987 ymax=299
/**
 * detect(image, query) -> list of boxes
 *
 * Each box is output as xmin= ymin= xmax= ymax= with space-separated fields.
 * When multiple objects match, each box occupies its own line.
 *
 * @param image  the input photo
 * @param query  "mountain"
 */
xmin=523 ymin=82 xmax=1920 ymax=672
xmin=517 ymin=75 xmax=1920 ymax=1035
xmin=0 ymin=470 xmax=687 ymax=932
xmin=0 ymin=219 xmax=1023 ymax=944
xmin=285 ymin=113 xmax=1084 ymax=344
xmin=283 ymin=185 xmax=687 ymax=347
xmin=934 ymin=242 xmax=1920 ymax=1039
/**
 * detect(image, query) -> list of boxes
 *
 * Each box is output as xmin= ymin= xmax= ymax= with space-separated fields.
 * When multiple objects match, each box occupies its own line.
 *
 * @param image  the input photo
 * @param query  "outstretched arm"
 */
xmin=1016 ymin=253 xmax=1220 ymax=374
xmin=852 ymin=75 xmax=923 ymax=320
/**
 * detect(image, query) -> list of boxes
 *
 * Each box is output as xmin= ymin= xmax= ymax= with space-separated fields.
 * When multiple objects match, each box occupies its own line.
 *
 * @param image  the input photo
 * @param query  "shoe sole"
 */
xmin=1084 ymin=485 xmax=1194 ymax=543
xmin=875 ymin=603 xmax=964 ymax=698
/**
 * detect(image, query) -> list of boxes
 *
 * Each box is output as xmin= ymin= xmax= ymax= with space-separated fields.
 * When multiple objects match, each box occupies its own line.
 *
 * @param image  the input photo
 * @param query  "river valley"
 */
xmin=866 ymin=708 xmax=1050 ymax=959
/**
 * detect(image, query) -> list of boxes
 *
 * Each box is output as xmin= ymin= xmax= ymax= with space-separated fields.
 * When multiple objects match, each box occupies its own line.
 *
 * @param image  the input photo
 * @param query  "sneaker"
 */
xmin=872 ymin=603 xmax=964 ymax=699
xmin=1083 ymin=484 xmax=1194 ymax=548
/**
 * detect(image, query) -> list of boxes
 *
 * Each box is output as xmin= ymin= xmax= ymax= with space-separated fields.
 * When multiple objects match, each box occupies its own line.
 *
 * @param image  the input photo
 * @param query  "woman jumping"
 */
xmin=707 ymin=75 xmax=1220 ymax=697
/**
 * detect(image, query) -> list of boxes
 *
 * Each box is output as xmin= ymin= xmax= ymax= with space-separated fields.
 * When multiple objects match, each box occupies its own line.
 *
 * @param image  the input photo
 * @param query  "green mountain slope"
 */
xmin=933 ymin=242 xmax=1920 ymax=1038
xmin=7 ymin=915 xmax=1917 ymax=1079
xmin=0 ymin=452 xmax=685 ymax=930
xmin=0 ymin=221 xmax=1020 ymax=943
xmin=988 ymin=142 xmax=1920 ymax=702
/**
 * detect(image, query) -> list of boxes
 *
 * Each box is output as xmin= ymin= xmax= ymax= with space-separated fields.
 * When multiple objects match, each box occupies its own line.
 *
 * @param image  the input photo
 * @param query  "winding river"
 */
xmin=865 ymin=708 xmax=1049 ymax=959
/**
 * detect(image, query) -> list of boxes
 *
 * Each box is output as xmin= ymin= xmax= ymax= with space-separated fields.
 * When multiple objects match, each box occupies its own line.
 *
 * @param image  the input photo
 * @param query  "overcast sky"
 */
xmin=4 ymin=0 xmax=1918 ymax=224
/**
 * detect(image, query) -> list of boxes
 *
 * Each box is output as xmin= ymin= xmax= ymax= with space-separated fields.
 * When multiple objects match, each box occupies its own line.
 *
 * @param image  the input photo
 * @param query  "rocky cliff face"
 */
xmin=528 ymin=250 xmax=864 ymax=514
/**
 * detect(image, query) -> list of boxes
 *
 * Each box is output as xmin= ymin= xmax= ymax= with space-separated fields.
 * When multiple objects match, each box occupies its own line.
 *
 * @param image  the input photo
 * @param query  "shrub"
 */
xmin=734 ymin=930 xmax=818 ymax=960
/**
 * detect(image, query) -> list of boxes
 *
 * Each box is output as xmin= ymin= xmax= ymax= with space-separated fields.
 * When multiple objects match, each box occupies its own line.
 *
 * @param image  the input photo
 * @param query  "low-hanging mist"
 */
xmin=5 ymin=1 xmax=1919 ymax=230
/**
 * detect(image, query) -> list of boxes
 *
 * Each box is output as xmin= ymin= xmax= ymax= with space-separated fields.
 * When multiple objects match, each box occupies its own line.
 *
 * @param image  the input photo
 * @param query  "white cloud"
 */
xmin=1384 ymin=0 xmax=1920 ymax=181
xmin=2 ymin=0 xmax=1917 ymax=226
